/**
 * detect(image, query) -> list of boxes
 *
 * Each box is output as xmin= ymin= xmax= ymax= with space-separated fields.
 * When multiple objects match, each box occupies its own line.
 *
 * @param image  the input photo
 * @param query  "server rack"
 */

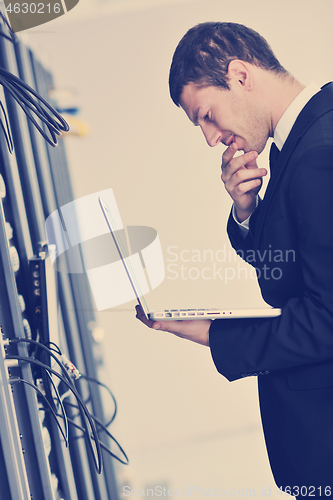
xmin=0 ymin=3 xmax=121 ymax=498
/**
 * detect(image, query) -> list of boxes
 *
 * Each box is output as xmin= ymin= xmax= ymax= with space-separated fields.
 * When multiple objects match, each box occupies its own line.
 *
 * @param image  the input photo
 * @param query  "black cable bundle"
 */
xmin=0 ymin=97 xmax=13 ymax=151
xmin=0 ymin=66 xmax=69 ymax=151
xmin=5 ymin=338 xmax=129 ymax=473
xmin=7 ymin=353 xmax=104 ymax=473
xmin=0 ymin=10 xmax=16 ymax=44
xmin=0 ymin=10 xmax=69 ymax=151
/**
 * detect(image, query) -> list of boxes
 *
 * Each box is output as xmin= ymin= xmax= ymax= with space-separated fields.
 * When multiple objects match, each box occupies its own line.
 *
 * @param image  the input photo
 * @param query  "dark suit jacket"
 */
xmin=209 ymin=82 xmax=333 ymax=490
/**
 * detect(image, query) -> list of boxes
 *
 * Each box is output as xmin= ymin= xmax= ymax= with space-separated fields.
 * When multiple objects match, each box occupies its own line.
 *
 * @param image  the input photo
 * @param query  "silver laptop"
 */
xmin=99 ymin=196 xmax=281 ymax=321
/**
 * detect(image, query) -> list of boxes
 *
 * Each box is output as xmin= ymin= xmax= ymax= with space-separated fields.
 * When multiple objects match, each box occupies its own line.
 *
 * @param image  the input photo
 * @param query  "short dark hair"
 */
xmin=169 ymin=22 xmax=287 ymax=106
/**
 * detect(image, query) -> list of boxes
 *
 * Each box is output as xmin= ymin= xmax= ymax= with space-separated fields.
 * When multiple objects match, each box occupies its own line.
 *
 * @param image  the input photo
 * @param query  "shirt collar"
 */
xmin=274 ymin=82 xmax=321 ymax=150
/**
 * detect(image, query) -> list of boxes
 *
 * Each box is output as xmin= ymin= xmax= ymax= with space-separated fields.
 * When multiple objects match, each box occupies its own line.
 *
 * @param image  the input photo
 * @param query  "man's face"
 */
xmin=179 ymin=82 xmax=269 ymax=154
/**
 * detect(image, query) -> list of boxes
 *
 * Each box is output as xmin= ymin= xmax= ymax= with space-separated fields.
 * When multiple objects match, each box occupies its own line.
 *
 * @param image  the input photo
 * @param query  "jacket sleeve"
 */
xmin=209 ymin=148 xmax=333 ymax=381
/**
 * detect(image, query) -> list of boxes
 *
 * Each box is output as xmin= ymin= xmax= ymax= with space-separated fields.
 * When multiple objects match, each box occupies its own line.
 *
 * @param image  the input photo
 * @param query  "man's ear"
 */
xmin=227 ymin=60 xmax=253 ymax=91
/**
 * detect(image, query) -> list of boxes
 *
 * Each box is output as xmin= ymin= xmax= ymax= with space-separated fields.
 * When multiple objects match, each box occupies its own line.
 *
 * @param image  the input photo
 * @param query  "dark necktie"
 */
xmin=269 ymin=142 xmax=280 ymax=172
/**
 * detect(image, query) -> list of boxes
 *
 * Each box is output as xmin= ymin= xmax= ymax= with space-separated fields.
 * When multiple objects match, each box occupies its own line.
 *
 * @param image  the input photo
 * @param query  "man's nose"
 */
xmin=201 ymin=125 xmax=222 ymax=147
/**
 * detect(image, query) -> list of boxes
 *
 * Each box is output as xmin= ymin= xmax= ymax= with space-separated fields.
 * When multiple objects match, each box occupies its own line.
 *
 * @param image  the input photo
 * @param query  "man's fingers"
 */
xmin=151 ymin=320 xmax=183 ymax=332
xmin=236 ymin=178 xmax=262 ymax=194
xmin=221 ymin=141 xmax=239 ymax=167
xmin=135 ymin=304 xmax=155 ymax=328
xmin=135 ymin=305 xmax=211 ymax=345
xmin=136 ymin=304 xmax=187 ymax=332
xmin=220 ymin=143 xmax=264 ymax=216
xmin=234 ymin=167 xmax=266 ymax=182
xmin=135 ymin=305 xmax=183 ymax=331
xmin=223 ymin=166 xmax=267 ymax=188
xmin=221 ymin=148 xmax=259 ymax=182
xmin=221 ymin=141 xmax=258 ymax=169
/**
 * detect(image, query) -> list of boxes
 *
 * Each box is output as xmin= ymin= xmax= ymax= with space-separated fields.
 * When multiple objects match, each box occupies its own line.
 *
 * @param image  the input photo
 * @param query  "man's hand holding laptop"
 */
xmin=99 ymin=196 xmax=280 ymax=343
xmin=135 ymin=305 xmax=211 ymax=346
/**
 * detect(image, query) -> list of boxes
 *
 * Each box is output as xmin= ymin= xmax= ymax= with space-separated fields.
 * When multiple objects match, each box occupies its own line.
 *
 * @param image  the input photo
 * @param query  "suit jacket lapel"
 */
xmin=252 ymin=82 xmax=333 ymax=247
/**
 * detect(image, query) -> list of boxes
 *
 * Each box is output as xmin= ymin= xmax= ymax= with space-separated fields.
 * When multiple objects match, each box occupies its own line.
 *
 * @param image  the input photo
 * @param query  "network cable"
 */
xmin=0 ymin=10 xmax=17 ymax=43
xmin=5 ymin=338 xmax=79 ymax=381
xmin=80 ymin=374 xmax=117 ymax=426
xmin=5 ymin=354 xmax=103 ymax=473
xmin=87 ymin=412 xmax=129 ymax=464
xmin=9 ymin=377 xmax=68 ymax=445
xmin=44 ymin=342 xmax=118 ymax=426
xmin=52 ymin=412 xmax=129 ymax=465
xmin=45 ymin=370 xmax=69 ymax=445
xmin=5 ymin=338 xmax=126 ymax=469
xmin=0 ymin=98 xmax=13 ymax=151
xmin=62 ymin=399 xmax=128 ymax=464
xmin=0 ymin=66 xmax=69 ymax=152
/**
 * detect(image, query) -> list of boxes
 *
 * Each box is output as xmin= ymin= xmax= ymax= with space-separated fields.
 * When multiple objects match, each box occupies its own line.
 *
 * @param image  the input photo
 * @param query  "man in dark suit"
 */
xmin=136 ymin=22 xmax=333 ymax=495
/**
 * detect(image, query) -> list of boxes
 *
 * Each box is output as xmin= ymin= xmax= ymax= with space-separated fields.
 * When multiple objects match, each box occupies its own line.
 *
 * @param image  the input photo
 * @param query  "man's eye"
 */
xmin=204 ymin=114 xmax=210 ymax=121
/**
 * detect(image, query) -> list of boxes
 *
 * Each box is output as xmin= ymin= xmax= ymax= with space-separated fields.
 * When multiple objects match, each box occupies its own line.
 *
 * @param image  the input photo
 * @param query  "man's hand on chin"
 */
xmin=135 ymin=305 xmax=211 ymax=347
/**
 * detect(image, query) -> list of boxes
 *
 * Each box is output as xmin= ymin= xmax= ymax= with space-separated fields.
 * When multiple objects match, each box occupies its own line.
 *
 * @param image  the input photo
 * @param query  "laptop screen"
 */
xmin=98 ymin=196 xmax=150 ymax=318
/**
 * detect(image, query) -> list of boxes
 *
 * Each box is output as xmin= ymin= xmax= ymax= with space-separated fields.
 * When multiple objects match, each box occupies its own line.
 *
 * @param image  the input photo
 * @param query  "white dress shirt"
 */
xmin=232 ymin=82 xmax=321 ymax=236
